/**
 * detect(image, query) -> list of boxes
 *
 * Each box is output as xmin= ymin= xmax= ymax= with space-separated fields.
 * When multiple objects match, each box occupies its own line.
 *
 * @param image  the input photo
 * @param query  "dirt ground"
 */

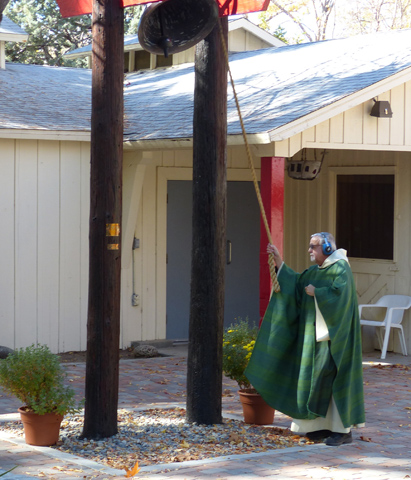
xmin=58 ymin=348 xmax=137 ymax=363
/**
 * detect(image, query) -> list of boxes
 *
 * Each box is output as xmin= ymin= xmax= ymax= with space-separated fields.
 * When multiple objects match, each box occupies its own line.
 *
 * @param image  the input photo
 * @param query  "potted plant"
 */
xmin=0 ymin=344 xmax=80 ymax=446
xmin=222 ymin=318 xmax=274 ymax=425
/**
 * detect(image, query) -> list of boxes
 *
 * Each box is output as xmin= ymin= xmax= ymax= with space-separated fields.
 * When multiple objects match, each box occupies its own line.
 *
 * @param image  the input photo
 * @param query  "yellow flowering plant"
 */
xmin=222 ymin=317 xmax=258 ymax=390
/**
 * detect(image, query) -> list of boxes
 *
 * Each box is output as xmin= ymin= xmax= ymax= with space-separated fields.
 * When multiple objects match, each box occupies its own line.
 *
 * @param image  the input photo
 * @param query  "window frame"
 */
xmin=328 ymin=166 xmax=397 ymax=263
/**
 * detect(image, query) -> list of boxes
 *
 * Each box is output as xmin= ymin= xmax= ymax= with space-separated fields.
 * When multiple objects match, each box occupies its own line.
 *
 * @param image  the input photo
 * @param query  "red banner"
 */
xmin=56 ymin=0 xmax=270 ymax=18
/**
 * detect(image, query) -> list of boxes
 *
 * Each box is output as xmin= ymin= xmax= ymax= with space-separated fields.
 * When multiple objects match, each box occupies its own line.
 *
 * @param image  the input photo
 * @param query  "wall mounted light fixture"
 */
xmin=370 ymin=98 xmax=393 ymax=118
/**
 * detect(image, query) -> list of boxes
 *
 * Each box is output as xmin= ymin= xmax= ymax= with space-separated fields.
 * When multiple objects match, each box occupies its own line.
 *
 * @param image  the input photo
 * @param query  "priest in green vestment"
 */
xmin=245 ymin=232 xmax=365 ymax=446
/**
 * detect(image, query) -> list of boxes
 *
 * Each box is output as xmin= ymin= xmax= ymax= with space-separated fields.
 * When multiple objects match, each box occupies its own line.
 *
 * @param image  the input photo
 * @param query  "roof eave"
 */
xmin=123 ymin=132 xmax=271 ymax=150
xmin=0 ymin=129 xmax=90 ymax=141
xmin=0 ymin=33 xmax=28 ymax=42
xmin=228 ymin=17 xmax=285 ymax=47
xmin=269 ymin=66 xmax=411 ymax=143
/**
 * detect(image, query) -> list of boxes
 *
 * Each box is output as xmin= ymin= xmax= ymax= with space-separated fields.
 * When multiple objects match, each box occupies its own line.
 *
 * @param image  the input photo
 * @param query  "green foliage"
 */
xmin=124 ymin=6 xmax=143 ymax=34
xmin=4 ymin=0 xmax=91 ymax=67
xmin=4 ymin=0 xmax=142 ymax=67
xmin=0 ymin=344 xmax=79 ymax=415
xmin=257 ymin=0 xmax=336 ymax=43
xmin=222 ymin=318 xmax=258 ymax=390
xmin=272 ymin=25 xmax=288 ymax=44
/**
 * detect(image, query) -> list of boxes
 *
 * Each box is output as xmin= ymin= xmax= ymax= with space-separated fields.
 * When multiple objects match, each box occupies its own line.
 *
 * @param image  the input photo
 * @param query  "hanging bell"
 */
xmin=138 ymin=0 xmax=219 ymax=58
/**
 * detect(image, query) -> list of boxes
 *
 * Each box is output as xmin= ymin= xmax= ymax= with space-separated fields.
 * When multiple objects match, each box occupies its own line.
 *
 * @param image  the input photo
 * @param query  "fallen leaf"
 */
xmin=180 ymin=440 xmax=190 ymax=448
xmin=125 ymin=461 xmax=141 ymax=478
xmin=360 ymin=436 xmax=372 ymax=442
xmin=228 ymin=433 xmax=241 ymax=443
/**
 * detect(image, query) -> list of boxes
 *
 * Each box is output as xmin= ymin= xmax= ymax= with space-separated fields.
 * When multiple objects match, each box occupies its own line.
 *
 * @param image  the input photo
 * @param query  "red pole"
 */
xmin=259 ymin=157 xmax=285 ymax=321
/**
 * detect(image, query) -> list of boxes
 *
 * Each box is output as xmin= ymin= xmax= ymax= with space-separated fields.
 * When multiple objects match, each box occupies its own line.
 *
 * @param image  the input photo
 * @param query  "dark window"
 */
xmin=156 ymin=54 xmax=173 ymax=68
xmin=124 ymin=52 xmax=130 ymax=72
xmin=135 ymin=50 xmax=151 ymax=70
xmin=336 ymin=174 xmax=394 ymax=260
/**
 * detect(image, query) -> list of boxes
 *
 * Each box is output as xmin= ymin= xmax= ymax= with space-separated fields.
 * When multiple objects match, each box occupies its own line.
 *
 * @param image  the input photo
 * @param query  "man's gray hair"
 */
xmin=311 ymin=232 xmax=337 ymax=252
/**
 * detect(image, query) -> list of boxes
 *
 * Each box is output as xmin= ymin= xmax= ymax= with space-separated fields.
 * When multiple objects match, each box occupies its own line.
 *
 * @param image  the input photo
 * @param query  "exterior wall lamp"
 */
xmin=370 ymin=98 xmax=393 ymax=118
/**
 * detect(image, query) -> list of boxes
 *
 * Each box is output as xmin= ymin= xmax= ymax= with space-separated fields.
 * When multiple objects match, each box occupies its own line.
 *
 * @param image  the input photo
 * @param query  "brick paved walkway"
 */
xmin=0 ymin=349 xmax=410 ymax=479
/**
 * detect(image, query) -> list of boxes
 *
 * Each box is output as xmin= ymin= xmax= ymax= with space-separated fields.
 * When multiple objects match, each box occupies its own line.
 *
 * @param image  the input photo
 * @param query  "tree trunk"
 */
xmin=81 ymin=0 xmax=124 ymax=440
xmin=186 ymin=17 xmax=228 ymax=425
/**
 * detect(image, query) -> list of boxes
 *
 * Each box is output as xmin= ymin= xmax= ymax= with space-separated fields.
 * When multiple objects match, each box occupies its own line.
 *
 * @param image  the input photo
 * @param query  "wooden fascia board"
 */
xmin=0 ymin=129 xmax=90 ymax=141
xmin=0 ymin=33 xmax=29 ymax=42
xmin=65 ymin=41 xmax=144 ymax=59
xmin=304 ymin=142 xmax=411 ymax=153
xmin=229 ymin=18 xmax=285 ymax=47
xmin=268 ymin=66 xmax=411 ymax=143
xmin=0 ymin=131 xmax=270 ymax=148
xmin=123 ymin=132 xmax=271 ymax=150
xmin=64 ymin=50 xmax=91 ymax=60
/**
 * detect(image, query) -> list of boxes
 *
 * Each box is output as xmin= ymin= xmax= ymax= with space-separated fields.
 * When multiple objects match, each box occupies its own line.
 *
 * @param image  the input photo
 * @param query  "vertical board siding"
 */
xmin=0 ymin=139 xmax=89 ymax=353
xmin=156 ymin=168 xmax=168 ymax=340
xmin=80 ymin=143 xmax=90 ymax=351
xmin=377 ymin=91 xmax=391 ymax=145
xmin=405 ymin=82 xmax=411 ymax=145
xmin=15 ymin=140 xmax=38 ymax=348
xmin=344 ymin=104 xmax=363 ymax=145
xmin=59 ymin=142 xmax=83 ymax=352
xmin=390 ymin=85 xmax=405 ymax=146
xmin=229 ymin=29 xmax=245 ymax=52
xmin=37 ymin=141 xmax=60 ymax=351
xmin=0 ymin=139 xmax=16 ymax=348
xmin=330 ymin=114 xmax=344 ymax=144
xmin=363 ymin=107 xmax=378 ymax=145
xmin=288 ymin=82 xmax=411 ymax=155
xmin=141 ymin=166 xmax=157 ymax=340
xmin=316 ymin=119 xmax=330 ymax=144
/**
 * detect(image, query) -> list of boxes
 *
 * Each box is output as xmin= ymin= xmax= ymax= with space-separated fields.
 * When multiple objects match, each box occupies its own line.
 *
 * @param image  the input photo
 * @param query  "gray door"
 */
xmin=166 ymin=180 xmax=260 ymax=339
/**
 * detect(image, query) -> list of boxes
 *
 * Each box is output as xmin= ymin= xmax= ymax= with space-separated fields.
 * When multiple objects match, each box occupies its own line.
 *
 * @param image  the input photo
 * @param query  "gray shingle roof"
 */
xmin=2 ymin=29 xmax=411 ymax=141
xmin=0 ymin=15 xmax=28 ymax=38
xmin=0 ymin=63 xmax=91 ymax=131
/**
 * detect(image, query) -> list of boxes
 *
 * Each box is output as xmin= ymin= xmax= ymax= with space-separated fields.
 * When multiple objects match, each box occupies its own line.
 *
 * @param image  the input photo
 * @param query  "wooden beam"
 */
xmin=81 ymin=0 xmax=124 ymax=440
xmin=186 ymin=18 xmax=228 ymax=425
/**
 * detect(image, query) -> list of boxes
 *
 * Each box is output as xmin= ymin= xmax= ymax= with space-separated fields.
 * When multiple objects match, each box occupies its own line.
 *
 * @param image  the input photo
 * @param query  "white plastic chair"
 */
xmin=359 ymin=295 xmax=411 ymax=360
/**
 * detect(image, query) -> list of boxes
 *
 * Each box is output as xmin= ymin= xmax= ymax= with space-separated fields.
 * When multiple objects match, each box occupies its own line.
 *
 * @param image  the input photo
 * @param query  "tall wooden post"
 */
xmin=186 ymin=17 xmax=228 ymax=425
xmin=81 ymin=0 xmax=124 ymax=439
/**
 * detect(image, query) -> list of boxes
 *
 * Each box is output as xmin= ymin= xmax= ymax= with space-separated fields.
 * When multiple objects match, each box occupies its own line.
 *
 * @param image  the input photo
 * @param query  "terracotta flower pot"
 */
xmin=18 ymin=407 xmax=64 ymax=446
xmin=238 ymin=389 xmax=275 ymax=425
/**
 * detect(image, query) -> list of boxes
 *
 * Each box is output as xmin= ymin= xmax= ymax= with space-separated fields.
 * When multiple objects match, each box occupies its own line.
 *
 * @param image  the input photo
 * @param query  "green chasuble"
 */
xmin=245 ymin=250 xmax=365 ymax=428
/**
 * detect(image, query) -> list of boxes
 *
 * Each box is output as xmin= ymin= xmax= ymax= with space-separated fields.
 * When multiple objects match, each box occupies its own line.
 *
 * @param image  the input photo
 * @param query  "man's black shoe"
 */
xmin=305 ymin=430 xmax=332 ymax=441
xmin=325 ymin=431 xmax=352 ymax=446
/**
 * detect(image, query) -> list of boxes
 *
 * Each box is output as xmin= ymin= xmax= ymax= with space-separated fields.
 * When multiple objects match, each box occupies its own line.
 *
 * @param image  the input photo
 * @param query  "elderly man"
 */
xmin=245 ymin=232 xmax=365 ymax=446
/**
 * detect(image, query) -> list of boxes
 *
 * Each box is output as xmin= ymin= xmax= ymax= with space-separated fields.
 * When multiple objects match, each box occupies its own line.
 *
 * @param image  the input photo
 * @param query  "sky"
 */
xmin=246 ymin=1 xmax=369 ymax=44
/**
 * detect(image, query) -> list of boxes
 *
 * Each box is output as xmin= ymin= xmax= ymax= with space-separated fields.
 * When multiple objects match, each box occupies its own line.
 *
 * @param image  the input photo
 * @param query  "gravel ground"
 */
xmin=1 ymin=407 xmax=311 ymax=473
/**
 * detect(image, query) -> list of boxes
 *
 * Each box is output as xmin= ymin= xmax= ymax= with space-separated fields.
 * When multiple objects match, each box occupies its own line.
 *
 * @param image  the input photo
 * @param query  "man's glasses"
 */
xmin=309 ymin=244 xmax=321 ymax=249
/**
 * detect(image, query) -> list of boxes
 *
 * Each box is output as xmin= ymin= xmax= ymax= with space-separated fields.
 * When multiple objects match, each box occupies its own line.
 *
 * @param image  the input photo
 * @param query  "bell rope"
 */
xmin=217 ymin=19 xmax=280 ymax=293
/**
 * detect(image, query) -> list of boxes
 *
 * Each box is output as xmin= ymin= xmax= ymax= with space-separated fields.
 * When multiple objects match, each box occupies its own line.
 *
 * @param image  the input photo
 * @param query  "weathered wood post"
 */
xmin=186 ymin=17 xmax=228 ymax=425
xmin=82 ymin=0 xmax=124 ymax=439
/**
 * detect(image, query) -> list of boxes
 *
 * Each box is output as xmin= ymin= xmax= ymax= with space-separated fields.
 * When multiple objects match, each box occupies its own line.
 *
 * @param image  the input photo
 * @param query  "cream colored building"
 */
xmin=1 ymin=16 xmax=411 ymax=356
